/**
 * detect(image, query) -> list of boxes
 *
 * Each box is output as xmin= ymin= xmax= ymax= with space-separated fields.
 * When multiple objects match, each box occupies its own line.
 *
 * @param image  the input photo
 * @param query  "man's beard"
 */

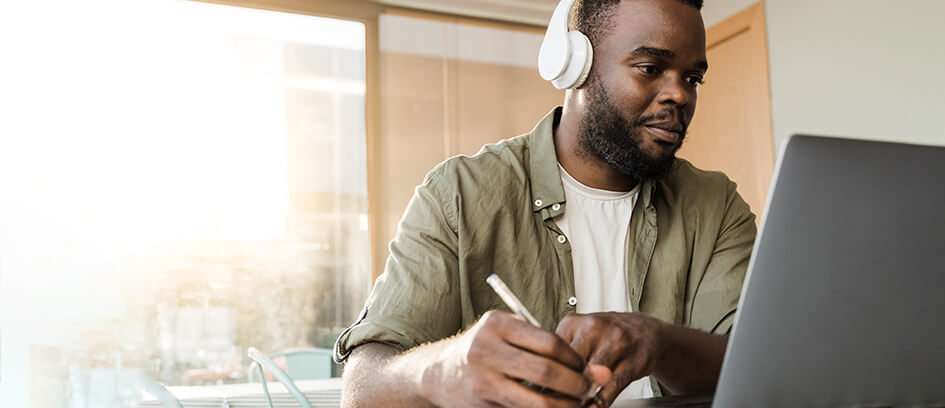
xmin=577 ymin=79 xmax=685 ymax=182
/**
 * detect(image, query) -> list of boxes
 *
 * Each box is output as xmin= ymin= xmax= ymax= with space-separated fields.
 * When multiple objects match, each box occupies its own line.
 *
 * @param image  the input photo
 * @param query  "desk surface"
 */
xmin=142 ymin=380 xmax=710 ymax=408
xmin=612 ymin=395 xmax=713 ymax=408
xmin=139 ymin=378 xmax=343 ymax=408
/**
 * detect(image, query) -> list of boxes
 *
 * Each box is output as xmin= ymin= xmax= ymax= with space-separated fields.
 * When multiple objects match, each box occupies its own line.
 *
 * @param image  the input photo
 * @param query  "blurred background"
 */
xmin=0 ymin=0 xmax=943 ymax=406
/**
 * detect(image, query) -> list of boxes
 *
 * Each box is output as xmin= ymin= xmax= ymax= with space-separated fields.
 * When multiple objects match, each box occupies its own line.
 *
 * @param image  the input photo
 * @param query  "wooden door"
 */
xmin=679 ymin=2 xmax=775 ymax=219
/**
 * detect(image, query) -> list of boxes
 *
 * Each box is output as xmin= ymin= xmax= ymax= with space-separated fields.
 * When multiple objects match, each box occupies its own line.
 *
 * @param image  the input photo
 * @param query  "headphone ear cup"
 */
xmin=571 ymin=31 xmax=594 ymax=89
xmin=551 ymin=30 xmax=594 ymax=90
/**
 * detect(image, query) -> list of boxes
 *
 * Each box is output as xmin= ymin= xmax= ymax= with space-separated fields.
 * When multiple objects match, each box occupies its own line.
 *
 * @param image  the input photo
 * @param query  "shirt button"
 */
xmin=568 ymin=296 xmax=577 ymax=306
xmin=552 ymin=203 xmax=561 ymax=211
xmin=534 ymin=199 xmax=543 ymax=207
xmin=557 ymin=235 xmax=567 ymax=244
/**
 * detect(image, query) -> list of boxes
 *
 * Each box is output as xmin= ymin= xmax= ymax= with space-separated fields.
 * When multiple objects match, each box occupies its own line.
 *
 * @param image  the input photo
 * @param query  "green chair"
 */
xmin=247 ymin=348 xmax=333 ymax=408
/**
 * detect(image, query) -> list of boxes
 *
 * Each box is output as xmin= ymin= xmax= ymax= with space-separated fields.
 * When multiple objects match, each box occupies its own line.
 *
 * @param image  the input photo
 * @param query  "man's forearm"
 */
xmin=652 ymin=325 xmax=729 ymax=395
xmin=342 ymin=342 xmax=446 ymax=408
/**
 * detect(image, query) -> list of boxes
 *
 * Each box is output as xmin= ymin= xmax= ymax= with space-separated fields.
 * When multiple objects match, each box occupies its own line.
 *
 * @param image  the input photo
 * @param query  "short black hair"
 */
xmin=570 ymin=0 xmax=704 ymax=46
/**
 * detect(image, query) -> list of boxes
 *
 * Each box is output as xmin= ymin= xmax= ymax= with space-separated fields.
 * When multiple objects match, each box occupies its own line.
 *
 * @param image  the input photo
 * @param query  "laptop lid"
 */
xmin=714 ymin=135 xmax=945 ymax=407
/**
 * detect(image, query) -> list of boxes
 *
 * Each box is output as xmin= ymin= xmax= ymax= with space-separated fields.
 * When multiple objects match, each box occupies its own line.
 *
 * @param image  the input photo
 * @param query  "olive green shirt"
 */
xmin=335 ymin=108 xmax=756 ymax=391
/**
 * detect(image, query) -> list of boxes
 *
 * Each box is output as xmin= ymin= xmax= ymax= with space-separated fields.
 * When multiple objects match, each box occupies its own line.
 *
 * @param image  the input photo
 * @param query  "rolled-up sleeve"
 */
xmin=335 ymin=167 xmax=462 ymax=361
xmin=691 ymin=181 xmax=756 ymax=335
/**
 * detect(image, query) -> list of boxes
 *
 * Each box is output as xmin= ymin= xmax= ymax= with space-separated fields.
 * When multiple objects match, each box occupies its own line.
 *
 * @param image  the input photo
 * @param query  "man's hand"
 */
xmin=425 ymin=310 xmax=610 ymax=408
xmin=555 ymin=312 xmax=667 ymax=406
xmin=555 ymin=312 xmax=729 ymax=405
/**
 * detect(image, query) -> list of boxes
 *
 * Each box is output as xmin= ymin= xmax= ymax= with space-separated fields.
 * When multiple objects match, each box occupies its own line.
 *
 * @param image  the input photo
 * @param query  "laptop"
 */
xmin=618 ymin=135 xmax=945 ymax=407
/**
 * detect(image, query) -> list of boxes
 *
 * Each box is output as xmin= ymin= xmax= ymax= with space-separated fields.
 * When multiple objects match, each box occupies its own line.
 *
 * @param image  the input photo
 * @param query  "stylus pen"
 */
xmin=485 ymin=273 xmax=603 ymax=407
xmin=486 ymin=273 xmax=541 ymax=326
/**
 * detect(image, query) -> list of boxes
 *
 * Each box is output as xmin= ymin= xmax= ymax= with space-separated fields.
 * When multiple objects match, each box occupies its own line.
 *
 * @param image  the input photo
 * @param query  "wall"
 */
xmin=705 ymin=0 xmax=945 ymax=150
xmin=701 ymin=0 xmax=759 ymax=27
xmin=375 ymin=0 xmax=554 ymax=26
xmin=765 ymin=0 xmax=945 ymax=149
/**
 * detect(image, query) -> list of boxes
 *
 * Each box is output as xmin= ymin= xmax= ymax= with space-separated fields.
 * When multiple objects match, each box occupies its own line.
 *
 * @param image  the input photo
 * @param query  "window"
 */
xmin=0 ymin=0 xmax=369 ymax=402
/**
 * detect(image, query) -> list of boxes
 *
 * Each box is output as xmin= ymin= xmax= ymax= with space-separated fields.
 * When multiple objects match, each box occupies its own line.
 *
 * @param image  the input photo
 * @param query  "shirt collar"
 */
xmin=527 ymin=107 xmax=658 ymax=215
xmin=527 ymin=108 xmax=567 ymax=214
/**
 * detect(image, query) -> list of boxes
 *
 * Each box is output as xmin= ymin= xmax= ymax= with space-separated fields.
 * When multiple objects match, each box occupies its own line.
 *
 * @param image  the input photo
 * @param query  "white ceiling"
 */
xmin=373 ymin=0 xmax=558 ymax=26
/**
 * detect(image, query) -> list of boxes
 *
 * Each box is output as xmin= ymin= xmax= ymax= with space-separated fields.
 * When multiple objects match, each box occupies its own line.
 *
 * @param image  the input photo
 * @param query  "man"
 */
xmin=335 ymin=0 xmax=756 ymax=406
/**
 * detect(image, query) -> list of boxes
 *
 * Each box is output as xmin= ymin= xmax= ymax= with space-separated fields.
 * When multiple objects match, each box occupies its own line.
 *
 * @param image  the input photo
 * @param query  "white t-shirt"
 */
xmin=553 ymin=164 xmax=654 ymax=400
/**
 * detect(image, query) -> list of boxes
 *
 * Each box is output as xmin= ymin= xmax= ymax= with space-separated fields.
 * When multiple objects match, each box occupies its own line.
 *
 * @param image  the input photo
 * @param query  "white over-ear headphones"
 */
xmin=538 ymin=0 xmax=593 ymax=90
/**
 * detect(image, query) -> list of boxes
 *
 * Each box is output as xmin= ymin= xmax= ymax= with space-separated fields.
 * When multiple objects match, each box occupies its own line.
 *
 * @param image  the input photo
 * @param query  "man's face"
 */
xmin=578 ymin=0 xmax=707 ymax=181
